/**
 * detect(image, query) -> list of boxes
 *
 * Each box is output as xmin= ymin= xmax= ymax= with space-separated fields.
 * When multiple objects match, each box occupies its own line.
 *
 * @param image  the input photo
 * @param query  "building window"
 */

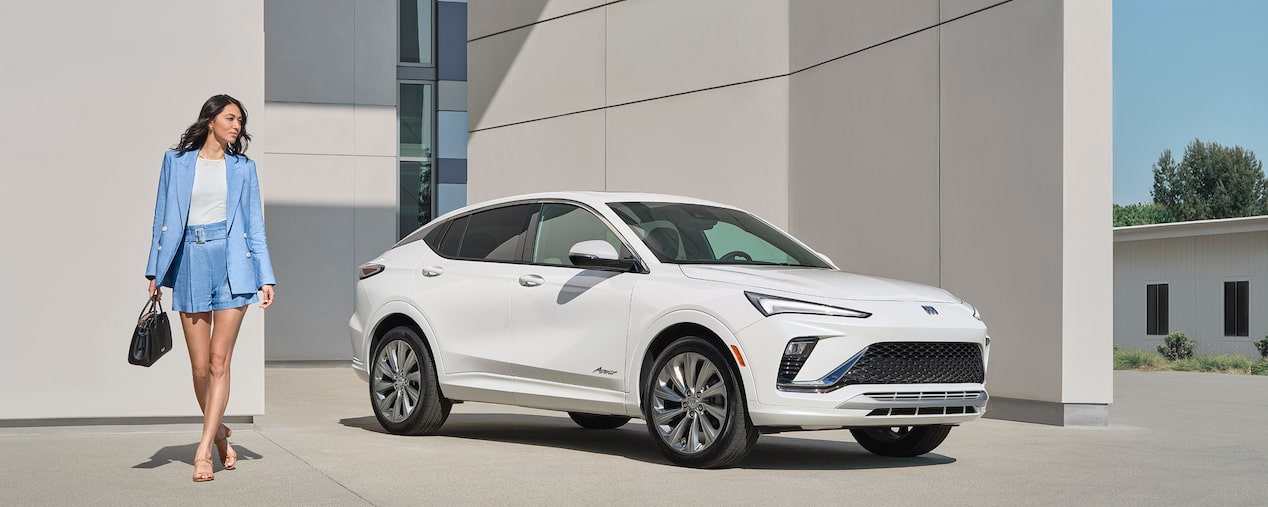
xmin=399 ymin=82 xmax=434 ymax=239
xmin=399 ymin=0 xmax=433 ymax=65
xmin=1224 ymin=281 xmax=1249 ymax=337
xmin=1145 ymin=284 xmax=1168 ymax=335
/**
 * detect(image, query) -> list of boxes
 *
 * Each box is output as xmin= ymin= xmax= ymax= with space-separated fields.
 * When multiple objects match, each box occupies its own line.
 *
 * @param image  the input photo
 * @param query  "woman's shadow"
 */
xmin=133 ymin=442 xmax=263 ymax=471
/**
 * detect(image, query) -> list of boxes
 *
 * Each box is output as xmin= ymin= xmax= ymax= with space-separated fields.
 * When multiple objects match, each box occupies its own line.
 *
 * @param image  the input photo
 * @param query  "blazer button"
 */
xmin=157 ymin=245 xmax=162 ymax=251
xmin=162 ymin=226 xmax=168 ymax=232
xmin=243 ymin=233 xmax=248 ymax=239
xmin=246 ymin=252 xmax=252 ymax=258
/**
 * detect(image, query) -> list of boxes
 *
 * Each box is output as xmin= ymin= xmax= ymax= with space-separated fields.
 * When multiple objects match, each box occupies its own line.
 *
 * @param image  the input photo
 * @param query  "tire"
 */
xmin=850 ymin=425 xmax=952 ymax=457
xmin=568 ymin=412 xmax=631 ymax=430
xmin=369 ymin=326 xmax=452 ymax=435
xmin=643 ymin=337 xmax=758 ymax=468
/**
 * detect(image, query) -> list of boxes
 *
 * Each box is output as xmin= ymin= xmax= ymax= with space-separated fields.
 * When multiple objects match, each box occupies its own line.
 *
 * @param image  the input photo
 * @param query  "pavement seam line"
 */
xmin=252 ymin=426 xmax=377 ymax=506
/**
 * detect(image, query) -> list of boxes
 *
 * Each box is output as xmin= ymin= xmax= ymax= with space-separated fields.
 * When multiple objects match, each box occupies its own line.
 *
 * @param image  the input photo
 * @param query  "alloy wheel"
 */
xmin=371 ymin=339 xmax=422 ymax=423
xmin=650 ymin=352 xmax=729 ymax=453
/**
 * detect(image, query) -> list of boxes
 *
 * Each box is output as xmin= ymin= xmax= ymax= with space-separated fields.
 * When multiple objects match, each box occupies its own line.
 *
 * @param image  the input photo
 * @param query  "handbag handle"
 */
xmin=138 ymin=294 xmax=165 ymax=322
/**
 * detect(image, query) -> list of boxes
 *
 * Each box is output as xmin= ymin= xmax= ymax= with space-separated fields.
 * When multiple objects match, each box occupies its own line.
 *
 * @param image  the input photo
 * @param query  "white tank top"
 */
xmin=189 ymin=157 xmax=227 ymax=225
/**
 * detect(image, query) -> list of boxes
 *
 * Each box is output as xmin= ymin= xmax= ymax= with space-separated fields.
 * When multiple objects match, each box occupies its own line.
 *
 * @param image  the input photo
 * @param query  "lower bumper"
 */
xmin=351 ymin=357 xmax=369 ymax=382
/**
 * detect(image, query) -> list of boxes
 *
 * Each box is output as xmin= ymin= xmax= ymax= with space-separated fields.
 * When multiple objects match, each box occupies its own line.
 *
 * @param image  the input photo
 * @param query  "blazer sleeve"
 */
xmin=246 ymin=160 xmax=277 ymax=287
xmin=144 ymin=152 xmax=172 ymax=280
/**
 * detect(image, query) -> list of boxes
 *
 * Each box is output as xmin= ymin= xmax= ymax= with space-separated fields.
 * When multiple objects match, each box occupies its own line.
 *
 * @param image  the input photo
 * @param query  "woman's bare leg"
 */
xmin=195 ymin=306 xmax=246 ymax=471
xmin=181 ymin=311 xmax=215 ymax=480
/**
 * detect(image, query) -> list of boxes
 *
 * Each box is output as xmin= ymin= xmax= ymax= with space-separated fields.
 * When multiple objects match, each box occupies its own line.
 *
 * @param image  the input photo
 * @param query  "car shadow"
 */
xmin=133 ymin=442 xmax=263 ymax=470
xmin=338 ymin=413 xmax=954 ymax=471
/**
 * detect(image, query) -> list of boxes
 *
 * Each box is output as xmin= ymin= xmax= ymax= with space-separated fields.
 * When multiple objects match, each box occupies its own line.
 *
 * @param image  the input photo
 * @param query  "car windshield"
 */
xmin=608 ymin=202 xmax=832 ymax=268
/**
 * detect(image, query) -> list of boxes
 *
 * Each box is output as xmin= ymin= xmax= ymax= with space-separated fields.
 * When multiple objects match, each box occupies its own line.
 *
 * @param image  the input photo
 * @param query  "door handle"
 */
xmin=518 ymin=274 xmax=544 ymax=287
xmin=421 ymin=266 xmax=444 ymax=277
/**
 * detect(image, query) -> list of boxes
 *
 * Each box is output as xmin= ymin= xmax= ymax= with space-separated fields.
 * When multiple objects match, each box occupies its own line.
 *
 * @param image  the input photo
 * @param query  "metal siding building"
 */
xmin=1114 ymin=217 xmax=1268 ymax=358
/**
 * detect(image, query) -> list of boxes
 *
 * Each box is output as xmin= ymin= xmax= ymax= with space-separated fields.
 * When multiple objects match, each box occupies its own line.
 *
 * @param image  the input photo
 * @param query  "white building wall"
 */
xmin=0 ymin=1 xmax=266 ymax=421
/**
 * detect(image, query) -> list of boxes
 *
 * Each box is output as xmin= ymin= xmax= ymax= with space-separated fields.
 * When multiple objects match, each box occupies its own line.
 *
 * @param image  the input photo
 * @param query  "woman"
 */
xmin=145 ymin=94 xmax=277 ymax=482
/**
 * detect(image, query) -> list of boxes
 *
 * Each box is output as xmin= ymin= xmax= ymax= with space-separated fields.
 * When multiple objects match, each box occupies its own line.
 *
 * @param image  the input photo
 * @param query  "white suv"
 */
xmin=350 ymin=192 xmax=989 ymax=468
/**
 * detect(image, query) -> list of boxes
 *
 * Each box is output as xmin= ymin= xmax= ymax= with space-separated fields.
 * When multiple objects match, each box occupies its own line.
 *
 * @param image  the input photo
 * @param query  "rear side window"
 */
xmin=451 ymin=204 xmax=535 ymax=261
xmin=437 ymin=216 xmax=468 ymax=258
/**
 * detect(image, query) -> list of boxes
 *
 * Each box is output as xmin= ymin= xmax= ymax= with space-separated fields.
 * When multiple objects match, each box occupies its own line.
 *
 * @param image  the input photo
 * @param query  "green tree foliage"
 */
xmin=1151 ymin=139 xmax=1268 ymax=222
xmin=1113 ymin=202 xmax=1168 ymax=226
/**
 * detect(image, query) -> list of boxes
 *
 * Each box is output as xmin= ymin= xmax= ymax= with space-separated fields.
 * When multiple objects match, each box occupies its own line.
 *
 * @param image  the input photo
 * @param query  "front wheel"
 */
xmin=850 ymin=425 xmax=952 ymax=457
xmin=369 ymin=326 xmax=452 ymax=435
xmin=643 ymin=337 xmax=758 ymax=468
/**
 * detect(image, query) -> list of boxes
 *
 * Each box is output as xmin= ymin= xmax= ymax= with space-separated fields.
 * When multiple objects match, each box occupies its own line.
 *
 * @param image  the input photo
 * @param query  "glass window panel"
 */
xmin=457 ymin=204 xmax=535 ymax=261
xmin=398 ymin=160 xmax=433 ymax=239
xmin=399 ymin=0 xmax=432 ymax=65
xmin=399 ymin=83 xmax=433 ymax=158
xmin=532 ymin=204 xmax=627 ymax=267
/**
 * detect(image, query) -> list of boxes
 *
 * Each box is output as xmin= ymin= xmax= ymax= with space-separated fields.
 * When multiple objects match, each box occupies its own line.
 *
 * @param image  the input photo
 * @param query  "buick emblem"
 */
xmin=922 ymin=305 xmax=939 ymax=315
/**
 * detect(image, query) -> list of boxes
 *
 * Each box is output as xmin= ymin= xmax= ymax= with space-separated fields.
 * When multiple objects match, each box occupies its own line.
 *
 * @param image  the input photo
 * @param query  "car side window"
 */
xmin=437 ymin=216 xmax=468 ymax=258
xmin=454 ymin=204 xmax=535 ymax=262
xmin=531 ymin=203 xmax=628 ymax=267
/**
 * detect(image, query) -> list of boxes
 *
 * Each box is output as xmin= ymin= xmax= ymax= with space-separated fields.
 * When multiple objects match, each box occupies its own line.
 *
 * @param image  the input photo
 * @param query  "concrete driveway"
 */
xmin=1 ymin=369 xmax=1263 ymax=506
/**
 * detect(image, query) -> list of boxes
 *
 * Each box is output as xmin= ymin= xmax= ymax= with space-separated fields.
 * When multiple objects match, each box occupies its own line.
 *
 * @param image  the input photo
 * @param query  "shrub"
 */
xmin=1114 ymin=349 xmax=1164 ymax=370
xmin=1157 ymin=332 xmax=1195 ymax=360
xmin=1254 ymin=336 xmax=1268 ymax=360
xmin=1252 ymin=362 xmax=1268 ymax=376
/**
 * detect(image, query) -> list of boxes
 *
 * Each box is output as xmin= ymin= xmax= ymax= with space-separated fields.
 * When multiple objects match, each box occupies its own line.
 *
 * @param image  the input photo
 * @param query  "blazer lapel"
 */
xmin=175 ymin=151 xmax=196 ymax=227
xmin=225 ymin=155 xmax=245 ymax=228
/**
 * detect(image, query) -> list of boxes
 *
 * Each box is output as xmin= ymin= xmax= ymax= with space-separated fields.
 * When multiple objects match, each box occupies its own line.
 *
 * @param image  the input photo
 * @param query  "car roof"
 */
xmin=435 ymin=191 xmax=739 ymax=221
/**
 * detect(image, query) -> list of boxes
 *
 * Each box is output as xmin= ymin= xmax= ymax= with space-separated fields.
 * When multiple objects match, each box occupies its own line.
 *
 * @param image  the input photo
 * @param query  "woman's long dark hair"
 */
xmin=173 ymin=94 xmax=252 ymax=158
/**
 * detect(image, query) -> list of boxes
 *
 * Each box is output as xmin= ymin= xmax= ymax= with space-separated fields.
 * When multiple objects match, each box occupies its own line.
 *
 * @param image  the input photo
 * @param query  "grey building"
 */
xmin=1115 ymin=217 xmax=1268 ymax=357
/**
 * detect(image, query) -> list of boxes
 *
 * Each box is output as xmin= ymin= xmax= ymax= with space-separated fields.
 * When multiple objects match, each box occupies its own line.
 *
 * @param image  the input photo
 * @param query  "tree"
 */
xmin=1113 ymin=202 xmax=1168 ymax=227
xmin=1151 ymin=139 xmax=1268 ymax=222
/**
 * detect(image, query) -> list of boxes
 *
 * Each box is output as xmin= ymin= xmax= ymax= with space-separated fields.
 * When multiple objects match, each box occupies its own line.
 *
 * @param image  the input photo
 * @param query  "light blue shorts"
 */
xmin=171 ymin=221 xmax=259 ymax=313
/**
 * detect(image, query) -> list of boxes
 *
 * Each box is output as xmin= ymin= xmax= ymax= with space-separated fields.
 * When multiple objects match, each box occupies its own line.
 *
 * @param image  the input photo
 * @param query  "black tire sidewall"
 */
xmin=369 ymin=326 xmax=448 ymax=434
xmin=643 ymin=336 xmax=755 ymax=468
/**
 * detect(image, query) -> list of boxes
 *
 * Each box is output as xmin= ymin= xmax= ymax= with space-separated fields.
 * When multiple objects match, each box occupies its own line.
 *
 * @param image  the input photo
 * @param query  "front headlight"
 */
xmin=745 ymin=292 xmax=871 ymax=318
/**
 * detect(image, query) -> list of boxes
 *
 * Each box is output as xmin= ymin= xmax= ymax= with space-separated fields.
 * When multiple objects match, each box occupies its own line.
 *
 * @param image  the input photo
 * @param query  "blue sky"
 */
xmin=1114 ymin=0 xmax=1268 ymax=204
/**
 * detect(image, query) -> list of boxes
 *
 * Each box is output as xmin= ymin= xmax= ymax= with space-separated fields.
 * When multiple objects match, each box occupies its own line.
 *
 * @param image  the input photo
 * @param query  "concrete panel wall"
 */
xmin=607 ymin=79 xmax=791 ymax=227
xmin=788 ymin=29 xmax=941 ymax=286
xmin=1060 ymin=0 xmax=1113 ymax=405
xmin=939 ymin=0 xmax=1065 ymax=405
xmin=467 ymin=111 xmax=607 ymax=204
xmin=0 ymin=0 xmax=265 ymax=420
xmin=789 ymin=0 xmax=938 ymax=71
xmin=468 ymin=0 xmax=606 ymax=40
xmin=468 ymin=7 xmax=605 ymax=130
xmin=606 ymin=0 xmax=789 ymax=103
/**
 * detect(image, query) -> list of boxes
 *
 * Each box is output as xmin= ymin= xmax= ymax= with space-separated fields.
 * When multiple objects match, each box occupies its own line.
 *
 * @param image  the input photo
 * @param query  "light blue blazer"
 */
xmin=145 ymin=149 xmax=277 ymax=292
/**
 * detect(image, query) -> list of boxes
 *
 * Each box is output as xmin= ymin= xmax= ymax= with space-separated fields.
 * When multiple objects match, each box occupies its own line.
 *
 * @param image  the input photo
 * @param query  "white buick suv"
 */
xmin=349 ymin=192 xmax=989 ymax=468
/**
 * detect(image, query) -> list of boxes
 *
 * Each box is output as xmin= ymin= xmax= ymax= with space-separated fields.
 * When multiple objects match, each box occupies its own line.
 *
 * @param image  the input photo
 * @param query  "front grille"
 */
xmin=865 ymin=391 xmax=985 ymax=401
xmin=840 ymin=342 xmax=984 ymax=385
xmin=867 ymin=406 xmax=977 ymax=417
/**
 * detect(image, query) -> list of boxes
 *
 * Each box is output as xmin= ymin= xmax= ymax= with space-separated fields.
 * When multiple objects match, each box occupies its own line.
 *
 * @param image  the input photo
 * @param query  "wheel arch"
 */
xmin=633 ymin=311 xmax=755 ymax=412
xmin=366 ymin=301 xmax=446 ymax=378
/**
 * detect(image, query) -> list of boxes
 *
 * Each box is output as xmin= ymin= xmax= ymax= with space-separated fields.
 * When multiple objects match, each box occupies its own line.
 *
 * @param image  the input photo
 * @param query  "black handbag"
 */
xmin=129 ymin=294 xmax=172 ymax=367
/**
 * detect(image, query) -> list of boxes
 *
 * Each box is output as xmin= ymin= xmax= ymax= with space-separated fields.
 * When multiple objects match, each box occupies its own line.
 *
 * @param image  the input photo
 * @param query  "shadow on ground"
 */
xmin=133 ymin=442 xmax=264 ymax=471
xmin=339 ymin=413 xmax=954 ymax=471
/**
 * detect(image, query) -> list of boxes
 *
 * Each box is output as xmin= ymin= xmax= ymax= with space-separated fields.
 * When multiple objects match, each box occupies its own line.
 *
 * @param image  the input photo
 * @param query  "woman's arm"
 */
xmin=144 ymin=151 xmax=172 ymax=281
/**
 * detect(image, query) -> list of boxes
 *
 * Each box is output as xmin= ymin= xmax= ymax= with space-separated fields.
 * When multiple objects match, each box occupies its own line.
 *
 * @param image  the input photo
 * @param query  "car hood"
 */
xmin=679 ymin=265 xmax=959 ymax=303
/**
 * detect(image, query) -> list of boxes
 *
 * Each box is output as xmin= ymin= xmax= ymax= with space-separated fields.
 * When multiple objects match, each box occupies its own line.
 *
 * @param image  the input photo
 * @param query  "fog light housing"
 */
xmin=777 ymin=337 xmax=819 ymax=384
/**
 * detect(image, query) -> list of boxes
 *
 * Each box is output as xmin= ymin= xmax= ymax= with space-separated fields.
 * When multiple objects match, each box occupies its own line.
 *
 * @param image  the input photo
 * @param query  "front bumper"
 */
xmin=733 ymin=303 xmax=989 ymax=428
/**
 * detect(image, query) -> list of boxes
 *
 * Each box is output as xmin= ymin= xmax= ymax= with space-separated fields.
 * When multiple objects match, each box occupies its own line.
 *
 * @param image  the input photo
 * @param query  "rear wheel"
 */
xmin=643 ymin=337 xmax=758 ymax=468
xmin=370 ymin=326 xmax=451 ymax=435
xmin=850 ymin=425 xmax=952 ymax=457
xmin=568 ymin=412 xmax=631 ymax=429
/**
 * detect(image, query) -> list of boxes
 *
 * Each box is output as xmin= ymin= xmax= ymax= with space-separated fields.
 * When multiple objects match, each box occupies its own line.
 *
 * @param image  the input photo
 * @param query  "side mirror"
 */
xmin=569 ymin=240 xmax=637 ymax=272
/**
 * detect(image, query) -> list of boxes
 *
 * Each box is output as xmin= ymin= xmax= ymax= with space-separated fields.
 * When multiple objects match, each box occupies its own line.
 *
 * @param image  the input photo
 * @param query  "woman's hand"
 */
xmin=148 ymin=279 xmax=161 ymax=301
xmin=260 ymin=285 xmax=276 ymax=309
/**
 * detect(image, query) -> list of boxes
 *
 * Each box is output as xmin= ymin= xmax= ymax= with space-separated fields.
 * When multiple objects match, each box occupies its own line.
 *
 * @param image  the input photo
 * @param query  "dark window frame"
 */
xmin=1146 ymin=283 xmax=1169 ymax=336
xmin=1224 ymin=280 xmax=1250 ymax=337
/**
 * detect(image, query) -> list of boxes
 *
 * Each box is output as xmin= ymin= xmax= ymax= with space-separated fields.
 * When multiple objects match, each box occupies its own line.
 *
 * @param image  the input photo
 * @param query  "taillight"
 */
xmin=358 ymin=263 xmax=385 ymax=279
